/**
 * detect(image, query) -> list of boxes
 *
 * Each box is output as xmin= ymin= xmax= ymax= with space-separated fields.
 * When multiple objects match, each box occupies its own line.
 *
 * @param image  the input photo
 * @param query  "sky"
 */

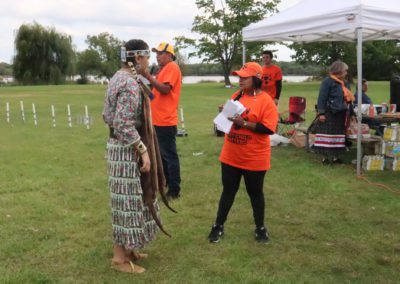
xmin=0 ymin=0 xmax=300 ymax=65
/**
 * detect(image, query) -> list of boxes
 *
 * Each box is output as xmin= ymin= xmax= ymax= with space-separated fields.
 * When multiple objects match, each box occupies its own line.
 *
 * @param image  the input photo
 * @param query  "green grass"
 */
xmin=0 ymin=82 xmax=399 ymax=284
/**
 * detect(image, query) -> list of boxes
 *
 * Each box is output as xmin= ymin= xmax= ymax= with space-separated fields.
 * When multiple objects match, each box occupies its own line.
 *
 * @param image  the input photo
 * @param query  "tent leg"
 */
xmin=356 ymin=28 xmax=363 ymax=176
xmin=242 ymin=42 xmax=246 ymax=65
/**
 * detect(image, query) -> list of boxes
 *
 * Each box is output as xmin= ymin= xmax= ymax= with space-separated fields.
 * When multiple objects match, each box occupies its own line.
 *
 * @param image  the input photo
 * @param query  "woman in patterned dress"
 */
xmin=103 ymin=39 xmax=161 ymax=273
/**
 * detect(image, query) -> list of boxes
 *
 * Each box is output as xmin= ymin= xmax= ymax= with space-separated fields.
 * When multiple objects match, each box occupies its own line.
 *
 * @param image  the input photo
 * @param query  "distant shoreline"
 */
xmin=1 ymin=75 xmax=311 ymax=85
xmin=182 ymin=75 xmax=310 ymax=84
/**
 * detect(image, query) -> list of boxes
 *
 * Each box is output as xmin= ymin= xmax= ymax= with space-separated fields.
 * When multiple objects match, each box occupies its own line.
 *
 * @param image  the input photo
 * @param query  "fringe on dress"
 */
xmin=106 ymin=139 xmax=160 ymax=250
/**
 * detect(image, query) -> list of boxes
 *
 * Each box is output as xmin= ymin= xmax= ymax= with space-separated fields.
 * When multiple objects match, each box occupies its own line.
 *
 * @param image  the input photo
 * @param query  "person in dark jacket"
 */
xmin=354 ymin=79 xmax=372 ymax=105
xmin=354 ymin=79 xmax=384 ymax=136
xmin=312 ymin=60 xmax=355 ymax=164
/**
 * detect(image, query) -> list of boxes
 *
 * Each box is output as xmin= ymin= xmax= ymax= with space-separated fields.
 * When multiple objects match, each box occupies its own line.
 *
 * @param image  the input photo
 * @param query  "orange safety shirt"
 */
xmin=219 ymin=91 xmax=278 ymax=171
xmin=261 ymin=65 xmax=282 ymax=100
xmin=151 ymin=61 xmax=182 ymax=126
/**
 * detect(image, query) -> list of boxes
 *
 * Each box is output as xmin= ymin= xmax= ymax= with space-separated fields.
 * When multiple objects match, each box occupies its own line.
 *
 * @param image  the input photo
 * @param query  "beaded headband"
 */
xmin=121 ymin=47 xmax=150 ymax=62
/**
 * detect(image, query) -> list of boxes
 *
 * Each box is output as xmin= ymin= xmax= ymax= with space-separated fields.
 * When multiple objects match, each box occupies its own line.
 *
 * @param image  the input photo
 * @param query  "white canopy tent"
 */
xmin=242 ymin=0 xmax=400 ymax=175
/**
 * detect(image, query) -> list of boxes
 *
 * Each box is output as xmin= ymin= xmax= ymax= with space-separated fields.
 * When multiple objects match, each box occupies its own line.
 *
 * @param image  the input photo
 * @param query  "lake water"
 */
xmin=182 ymin=75 xmax=310 ymax=84
xmin=1 ymin=75 xmax=310 ymax=84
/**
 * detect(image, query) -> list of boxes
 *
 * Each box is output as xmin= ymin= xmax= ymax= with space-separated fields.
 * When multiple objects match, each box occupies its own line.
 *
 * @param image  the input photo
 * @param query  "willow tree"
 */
xmin=175 ymin=0 xmax=279 ymax=86
xmin=14 ymin=22 xmax=74 ymax=85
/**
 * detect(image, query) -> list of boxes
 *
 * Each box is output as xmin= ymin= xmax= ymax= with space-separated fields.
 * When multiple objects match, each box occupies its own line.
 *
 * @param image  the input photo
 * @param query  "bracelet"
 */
xmin=135 ymin=140 xmax=147 ymax=154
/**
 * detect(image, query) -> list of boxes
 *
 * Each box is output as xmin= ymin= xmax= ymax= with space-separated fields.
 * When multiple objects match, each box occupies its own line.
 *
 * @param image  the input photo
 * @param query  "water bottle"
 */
xmin=381 ymin=102 xmax=388 ymax=114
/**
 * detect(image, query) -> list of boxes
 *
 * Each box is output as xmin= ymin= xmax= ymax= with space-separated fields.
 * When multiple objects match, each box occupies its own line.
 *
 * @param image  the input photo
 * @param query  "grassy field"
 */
xmin=0 ymin=82 xmax=399 ymax=283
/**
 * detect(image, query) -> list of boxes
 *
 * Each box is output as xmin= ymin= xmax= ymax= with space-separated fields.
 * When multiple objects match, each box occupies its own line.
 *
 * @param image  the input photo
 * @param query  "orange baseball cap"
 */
xmin=152 ymin=42 xmax=175 ymax=55
xmin=232 ymin=62 xmax=263 ymax=79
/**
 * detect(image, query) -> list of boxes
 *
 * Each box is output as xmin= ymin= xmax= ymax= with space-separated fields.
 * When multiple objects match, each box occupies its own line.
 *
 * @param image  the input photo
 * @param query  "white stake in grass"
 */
xmin=84 ymin=105 xmax=90 ymax=129
xmin=20 ymin=101 xmax=25 ymax=123
xmin=6 ymin=102 xmax=10 ymax=123
xmin=67 ymin=104 xmax=72 ymax=127
xmin=180 ymin=107 xmax=185 ymax=130
xmin=51 ymin=105 xmax=56 ymax=127
xmin=176 ymin=107 xmax=188 ymax=137
xmin=32 ymin=103 xmax=38 ymax=126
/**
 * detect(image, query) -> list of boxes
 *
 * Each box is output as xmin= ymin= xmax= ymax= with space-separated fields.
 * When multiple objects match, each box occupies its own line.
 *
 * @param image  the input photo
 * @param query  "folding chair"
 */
xmin=278 ymin=96 xmax=306 ymax=137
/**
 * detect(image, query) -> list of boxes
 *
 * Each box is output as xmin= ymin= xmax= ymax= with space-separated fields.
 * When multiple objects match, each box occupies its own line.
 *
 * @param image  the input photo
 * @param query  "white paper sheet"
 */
xmin=213 ymin=100 xmax=246 ymax=134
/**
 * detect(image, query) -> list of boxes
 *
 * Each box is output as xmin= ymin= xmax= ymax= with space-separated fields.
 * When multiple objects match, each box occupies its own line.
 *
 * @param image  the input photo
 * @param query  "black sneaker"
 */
xmin=255 ymin=227 xmax=270 ymax=243
xmin=208 ymin=224 xmax=224 ymax=243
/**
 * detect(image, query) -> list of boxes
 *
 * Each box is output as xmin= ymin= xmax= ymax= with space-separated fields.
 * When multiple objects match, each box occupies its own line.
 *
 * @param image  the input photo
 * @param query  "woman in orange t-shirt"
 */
xmin=208 ymin=62 xmax=278 ymax=244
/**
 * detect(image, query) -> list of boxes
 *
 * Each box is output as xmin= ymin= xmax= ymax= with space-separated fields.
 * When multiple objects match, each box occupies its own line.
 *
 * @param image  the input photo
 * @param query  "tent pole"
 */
xmin=242 ymin=42 xmax=246 ymax=64
xmin=356 ymin=27 xmax=363 ymax=176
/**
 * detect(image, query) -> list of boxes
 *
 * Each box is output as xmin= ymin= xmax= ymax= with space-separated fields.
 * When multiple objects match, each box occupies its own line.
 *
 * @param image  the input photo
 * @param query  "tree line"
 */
xmin=0 ymin=62 xmax=13 ymax=76
xmin=174 ymin=0 xmax=400 ymax=85
xmin=9 ymin=0 xmax=400 ymax=86
xmin=182 ymin=62 xmax=323 ymax=76
xmin=2 ymin=59 xmax=323 ymax=78
xmin=11 ymin=22 xmax=123 ymax=85
xmin=289 ymin=41 xmax=400 ymax=82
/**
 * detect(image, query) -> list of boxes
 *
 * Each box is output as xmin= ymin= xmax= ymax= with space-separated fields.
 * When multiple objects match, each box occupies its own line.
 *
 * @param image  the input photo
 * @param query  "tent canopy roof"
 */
xmin=243 ymin=0 xmax=400 ymax=42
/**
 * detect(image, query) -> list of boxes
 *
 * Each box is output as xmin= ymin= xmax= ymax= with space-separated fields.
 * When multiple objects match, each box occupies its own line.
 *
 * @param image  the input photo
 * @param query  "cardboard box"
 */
xmin=290 ymin=131 xmax=306 ymax=148
xmin=383 ymin=125 xmax=400 ymax=142
xmin=385 ymin=158 xmax=400 ymax=171
xmin=382 ymin=141 xmax=400 ymax=158
xmin=290 ymin=131 xmax=315 ymax=148
xmin=362 ymin=155 xmax=385 ymax=171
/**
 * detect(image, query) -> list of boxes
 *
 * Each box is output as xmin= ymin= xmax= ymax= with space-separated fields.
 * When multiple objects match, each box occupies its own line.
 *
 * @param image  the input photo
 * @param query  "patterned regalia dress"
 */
xmin=312 ymin=76 xmax=350 ymax=157
xmin=312 ymin=110 xmax=347 ymax=156
xmin=103 ymin=70 xmax=160 ymax=250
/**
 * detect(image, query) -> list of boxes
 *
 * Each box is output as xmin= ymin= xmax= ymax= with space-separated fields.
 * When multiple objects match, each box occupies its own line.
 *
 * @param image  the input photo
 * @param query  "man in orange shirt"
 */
xmin=141 ymin=42 xmax=182 ymax=199
xmin=261 ymin=50 xmax=283 ymax=105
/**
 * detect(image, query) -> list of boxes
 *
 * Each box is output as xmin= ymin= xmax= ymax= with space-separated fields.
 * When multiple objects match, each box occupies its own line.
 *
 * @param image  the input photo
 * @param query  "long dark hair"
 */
xmin=253 ymin=77 xmax=263 ymax=89
xmin=234 ymin=77 xmax=263 ymax=101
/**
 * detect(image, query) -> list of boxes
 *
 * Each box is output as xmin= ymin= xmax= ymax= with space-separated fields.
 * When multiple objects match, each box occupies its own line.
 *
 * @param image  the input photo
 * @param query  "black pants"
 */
xmin=215 ymin=163 xmax=267 ymax=228
xmin=154 ymin=126 xmax=181 ymax=194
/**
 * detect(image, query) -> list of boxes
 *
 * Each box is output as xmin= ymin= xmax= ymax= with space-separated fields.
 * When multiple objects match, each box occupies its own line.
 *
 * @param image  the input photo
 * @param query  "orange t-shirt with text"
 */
xmin=151 ymin=61 xmax=182 ymax=126
xmin=219 ymin=91 xmax=278 ymax=171
xmin=261 ymin=65 xmax=282 ymax=99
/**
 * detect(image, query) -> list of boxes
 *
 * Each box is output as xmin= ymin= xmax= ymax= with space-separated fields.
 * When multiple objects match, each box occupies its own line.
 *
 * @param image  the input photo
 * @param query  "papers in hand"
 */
xmin=213 ymin=99 xmax=246 ymax=134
